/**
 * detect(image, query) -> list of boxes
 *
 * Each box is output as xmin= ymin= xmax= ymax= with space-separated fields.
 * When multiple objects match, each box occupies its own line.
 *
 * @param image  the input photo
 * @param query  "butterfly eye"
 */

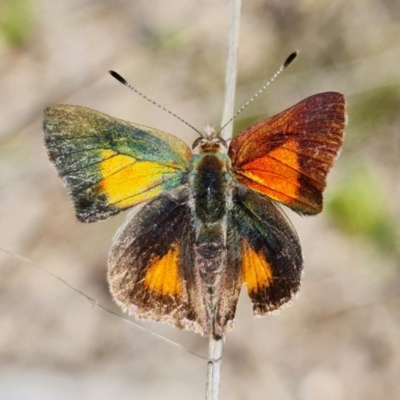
xmin=217 ymin=138 xmax=228 ymax=148
xmin=192 ymin=137 xmax=203 ymax=149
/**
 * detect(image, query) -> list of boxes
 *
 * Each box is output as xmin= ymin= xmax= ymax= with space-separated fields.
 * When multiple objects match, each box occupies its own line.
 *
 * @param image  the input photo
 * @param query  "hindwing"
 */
xmin=108 ymin=188 xmax=209 ymax=334
xmin=228 ymin=186 xmax=303 ymax=314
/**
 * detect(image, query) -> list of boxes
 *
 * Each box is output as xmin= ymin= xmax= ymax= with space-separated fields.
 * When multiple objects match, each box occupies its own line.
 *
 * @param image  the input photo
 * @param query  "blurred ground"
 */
xmin=0 ymin=0 xmax=400 ymax=399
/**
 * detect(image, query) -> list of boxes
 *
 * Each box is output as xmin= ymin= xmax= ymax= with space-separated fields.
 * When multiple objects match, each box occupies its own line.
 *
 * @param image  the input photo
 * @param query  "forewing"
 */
xmin=108 ymin=188 xmax=207 ymax=335
xmin=229 ymin=92 xmax=346 ymax=215
xmin=228 ymin=186 xmax=303 ymax=314
xmin=43 ymin=105 xmax=192 ymax=222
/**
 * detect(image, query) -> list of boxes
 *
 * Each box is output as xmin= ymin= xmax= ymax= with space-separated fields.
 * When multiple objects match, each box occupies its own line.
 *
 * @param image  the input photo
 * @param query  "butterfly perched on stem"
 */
xmin=43 ymin=89 xmax=345 ymax=339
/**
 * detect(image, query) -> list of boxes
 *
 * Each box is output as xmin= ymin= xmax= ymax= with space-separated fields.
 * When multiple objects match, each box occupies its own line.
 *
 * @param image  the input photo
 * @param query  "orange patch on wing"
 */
xmin=242 ymin=239 xmax=273 ymax=293
xmin=144 ymin=244 xmax=182 ymax=296
xmin=100 ymin=151 xmax=132 ymax=175
xmin=99 ymin=150 xmax=177 ymax=207
xmin=238 ymin=141 xmax=300 ymax=204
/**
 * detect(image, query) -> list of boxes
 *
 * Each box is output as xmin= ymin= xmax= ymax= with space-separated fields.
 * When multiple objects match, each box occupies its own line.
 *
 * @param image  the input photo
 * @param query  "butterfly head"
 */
xmin=191 ymin=124 xmax=228 ymax=154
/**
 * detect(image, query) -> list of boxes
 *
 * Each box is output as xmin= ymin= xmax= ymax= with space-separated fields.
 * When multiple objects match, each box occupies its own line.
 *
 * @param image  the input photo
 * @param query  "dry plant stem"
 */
xmin=206 ymin=0 xmax=242 ymax=399
xmin=206 ymin=337 xmax=225 ymax=400
xmin=220 ymin=0 xmax=242 ymax=141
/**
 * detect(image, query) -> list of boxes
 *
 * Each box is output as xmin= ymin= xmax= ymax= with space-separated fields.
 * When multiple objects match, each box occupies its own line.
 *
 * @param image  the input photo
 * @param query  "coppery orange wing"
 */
xmin=228 ymin=92 xmax=346 ymax=215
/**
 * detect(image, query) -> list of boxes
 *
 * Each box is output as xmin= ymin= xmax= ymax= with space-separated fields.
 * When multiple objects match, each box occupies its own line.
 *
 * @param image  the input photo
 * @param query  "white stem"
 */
xmin=206 ymin=0 xmax=242 ymax=398
xmin=220 ymin=0 xmax=242 ymax=140
xmin=206 ymin=336 xmax=225 ymax=400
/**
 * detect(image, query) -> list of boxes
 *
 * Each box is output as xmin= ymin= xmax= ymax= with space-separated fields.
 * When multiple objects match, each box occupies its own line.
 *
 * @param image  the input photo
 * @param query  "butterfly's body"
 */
xmin=44 ymin=92 xmax=346 ymax=338
xmin=189 ymin=138 xmax=235 ymax=336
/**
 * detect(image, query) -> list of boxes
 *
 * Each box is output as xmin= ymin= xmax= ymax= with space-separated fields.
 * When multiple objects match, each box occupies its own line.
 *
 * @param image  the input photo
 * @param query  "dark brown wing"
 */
xmin=228 ymin=186 xmax=303 ymax=314
xmin=108 ymin=188 xmax=208 ymax=335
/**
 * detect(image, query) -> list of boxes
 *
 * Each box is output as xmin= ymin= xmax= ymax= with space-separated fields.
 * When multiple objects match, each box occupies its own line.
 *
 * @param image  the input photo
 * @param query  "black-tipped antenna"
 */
xmin=109 ymin=71 xmax=203 ymax=137
xmin=219 ymin=51 xmax=299 ymax=134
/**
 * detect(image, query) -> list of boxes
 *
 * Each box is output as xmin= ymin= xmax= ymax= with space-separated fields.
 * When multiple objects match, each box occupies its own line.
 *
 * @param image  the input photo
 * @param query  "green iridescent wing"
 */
xmin=43 ymin=105 xmax=192 ymax=222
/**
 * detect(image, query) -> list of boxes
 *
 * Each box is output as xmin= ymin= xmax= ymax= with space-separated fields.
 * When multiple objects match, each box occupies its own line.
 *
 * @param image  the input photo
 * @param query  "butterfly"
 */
xmin=43 ymin=90 xmax=346 ymax=338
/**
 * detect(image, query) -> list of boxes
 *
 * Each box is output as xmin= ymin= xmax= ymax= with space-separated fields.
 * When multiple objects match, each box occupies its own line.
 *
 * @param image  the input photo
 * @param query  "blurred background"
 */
xmin=0 ymin=0 xmax=399 ymax=399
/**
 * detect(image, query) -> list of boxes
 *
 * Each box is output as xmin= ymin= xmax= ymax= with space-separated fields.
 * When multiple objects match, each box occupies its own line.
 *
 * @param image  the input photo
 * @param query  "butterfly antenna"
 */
xmin=219 ymin=51 xmax=298 ymax=134
xmin=109 ymin=71 xmax=203 ymax=137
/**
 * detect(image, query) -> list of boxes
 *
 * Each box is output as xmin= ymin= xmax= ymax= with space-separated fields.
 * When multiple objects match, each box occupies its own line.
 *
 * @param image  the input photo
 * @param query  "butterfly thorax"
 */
xmin=190 ymin=134 xmax=232 ymax=226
